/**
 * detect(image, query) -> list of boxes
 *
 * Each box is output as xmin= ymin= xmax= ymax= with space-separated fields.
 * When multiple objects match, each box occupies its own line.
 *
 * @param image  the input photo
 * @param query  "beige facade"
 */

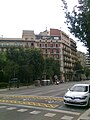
xmin=0 ymin=28 xmax=77 ymax=81
xmin=22 ymin=30 xmax=35 ymax=40
xmin=85 ymin=53 xmax=90 ymax=69
xmin=77 ymin=51 xmax=86 ymax=67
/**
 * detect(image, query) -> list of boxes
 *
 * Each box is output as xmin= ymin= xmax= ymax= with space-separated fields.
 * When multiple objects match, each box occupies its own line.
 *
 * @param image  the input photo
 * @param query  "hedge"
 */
xmin=0 ymin=82 xmax=8 ymax=88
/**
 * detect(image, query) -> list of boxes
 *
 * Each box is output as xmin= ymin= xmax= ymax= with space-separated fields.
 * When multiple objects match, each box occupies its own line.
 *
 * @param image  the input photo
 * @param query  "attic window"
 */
xmin=25 ymin=38 xmax=28 ymax=40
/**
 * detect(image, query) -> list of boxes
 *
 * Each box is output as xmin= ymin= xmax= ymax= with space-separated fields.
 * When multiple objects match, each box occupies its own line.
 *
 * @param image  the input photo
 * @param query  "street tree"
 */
xmin=61 ymin=0 xmax=90 ymax=54
xmin=73 ymin=61 xmax=83 ymax=71
xmin=4 ymin=60 xmax=19 ymax=83
xmin=84 ymin=67 xmax=90 ymax=79
xmin=0 ymin=52 xmax=6 ymax=82
xmin=45 ymin=58 xmax=60 ymax=80
xmin=28 ymin=48 xmax=44 ymax=81
xmin=6 ymin=47 xmax=44 ymax=84
xmin=73 ymin=61 xmax=83 ymax=80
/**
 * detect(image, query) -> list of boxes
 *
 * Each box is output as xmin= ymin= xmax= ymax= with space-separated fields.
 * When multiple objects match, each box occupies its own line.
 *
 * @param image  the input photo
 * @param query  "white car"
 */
xmin=64 ymin=84 xmax=90 ymax=107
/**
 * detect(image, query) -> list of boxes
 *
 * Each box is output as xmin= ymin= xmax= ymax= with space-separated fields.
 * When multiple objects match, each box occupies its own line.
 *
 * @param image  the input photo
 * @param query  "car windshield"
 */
xmin=70 ymin=85 xmax=88 ymax=92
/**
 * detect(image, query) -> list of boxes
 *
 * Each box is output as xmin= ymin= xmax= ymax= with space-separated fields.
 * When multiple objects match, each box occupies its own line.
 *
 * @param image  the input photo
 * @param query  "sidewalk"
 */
xmin=0 ymin=84 xmax=90 ymax=120
xmin=77 ymin=108 xmax=90 ymax=120
xmin=0 ymin=85 xmax=35 ymax=92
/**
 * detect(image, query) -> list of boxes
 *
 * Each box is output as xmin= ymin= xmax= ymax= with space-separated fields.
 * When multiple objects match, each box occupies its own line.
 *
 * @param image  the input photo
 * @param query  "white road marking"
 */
xmin=61 ymin=115 xmax=73 ymax=120
xmin=17 ymin=109 xmax=28 ymax=112
xmin=44 ymin=113 xmax=56 ymax=117
xmin=30 ymin=111 xmax=41 ymax=114
xmin=0 ymin=103 xmax=80 ymax=116
xmin=0 ymin=106 xmax=6 ymax=108
xmin=7 ymin=107 xmax=17 ymax=110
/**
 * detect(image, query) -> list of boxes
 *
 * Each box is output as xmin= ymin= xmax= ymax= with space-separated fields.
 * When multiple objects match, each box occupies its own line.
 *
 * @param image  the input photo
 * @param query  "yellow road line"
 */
xmin=0 ymin=99 xmax=59 ymax=108
xmin=3 ymin=95 xmax=63 ymax=101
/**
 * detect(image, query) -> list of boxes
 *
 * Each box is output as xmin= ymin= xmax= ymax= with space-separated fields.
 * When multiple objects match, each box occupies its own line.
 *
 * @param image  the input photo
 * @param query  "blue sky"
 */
xmin=0 ymin=0 xmax=87 ymax=53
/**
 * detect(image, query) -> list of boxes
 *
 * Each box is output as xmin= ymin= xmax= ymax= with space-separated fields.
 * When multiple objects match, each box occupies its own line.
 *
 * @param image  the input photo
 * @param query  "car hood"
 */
xmin=65 ymin=90 xmax=88 ymax=97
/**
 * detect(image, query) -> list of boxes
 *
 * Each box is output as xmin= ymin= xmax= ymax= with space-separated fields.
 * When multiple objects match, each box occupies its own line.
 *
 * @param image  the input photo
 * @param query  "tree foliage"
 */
xmin=61 ymin=0 xmax=90 ymax=54
xmin=0 ymin=52 xmax=6 ymax=82
xmin=73 ymin=61 xmax=83 ymax=71
xmin=45 ymin=58 xmax=60 ymax=80
xmin=84 ymin=67 xmax=90 ymax=78
xmin=6 ymin=47 xmax=44 ymax=83
xmin=0 ymin=47 xmax=61 ymax=85
xmin=28 ymin=48 xmax=44 ymax=80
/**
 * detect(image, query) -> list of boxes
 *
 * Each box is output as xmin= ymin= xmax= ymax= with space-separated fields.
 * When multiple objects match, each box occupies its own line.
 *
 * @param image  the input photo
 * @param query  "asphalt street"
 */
xmin=0 ymin=80 xmax=90 ymax=120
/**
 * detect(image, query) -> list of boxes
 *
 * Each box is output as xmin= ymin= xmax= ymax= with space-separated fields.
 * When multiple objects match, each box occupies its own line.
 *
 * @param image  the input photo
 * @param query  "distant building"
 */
xmin=77 ymin=51 xmax=86 ymax=67
xmin=85 ymin=53 xmax=90 ymax=69
xmin=0 ymin=28 xmax=77 ymax=81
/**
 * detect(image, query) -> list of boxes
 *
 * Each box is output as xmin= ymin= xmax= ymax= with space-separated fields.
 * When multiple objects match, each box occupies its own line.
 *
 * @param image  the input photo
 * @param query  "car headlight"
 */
xmin=80 ymin=96 xmax=88 ymax=100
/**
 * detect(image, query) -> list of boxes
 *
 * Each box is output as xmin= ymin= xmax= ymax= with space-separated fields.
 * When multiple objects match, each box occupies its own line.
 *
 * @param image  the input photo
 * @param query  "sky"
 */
xmin=0 ymin=0 xmax=87 ymax=53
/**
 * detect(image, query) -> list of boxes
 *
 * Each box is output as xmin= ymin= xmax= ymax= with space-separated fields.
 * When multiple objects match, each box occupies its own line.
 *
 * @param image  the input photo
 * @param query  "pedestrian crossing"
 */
xmin=0 ymin=105 xmax=79 ymax=120
xmin=0 ymin=95 xmax=63 ymax=108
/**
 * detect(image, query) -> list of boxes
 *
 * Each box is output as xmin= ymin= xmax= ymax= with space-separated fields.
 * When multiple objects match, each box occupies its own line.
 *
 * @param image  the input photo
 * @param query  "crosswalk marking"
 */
xmin=0 ymin=105 xmax=79 ymax=119
xmin=44 ymin=113 xmax=56 ymax=117
xmin=7 ymin=107 xmax=17 ymax=110
xmin=17 ymin=109 xmax=28 ymax=112
xmin=0 ymin=95 xmax=63 ymax=101
xmin=30 ymin=111 xmax=41 ymax=114
xmin=0 ymin=99 xmax=59 ymax=108
xmin=61 ymin=115 xmax=73 ymax=120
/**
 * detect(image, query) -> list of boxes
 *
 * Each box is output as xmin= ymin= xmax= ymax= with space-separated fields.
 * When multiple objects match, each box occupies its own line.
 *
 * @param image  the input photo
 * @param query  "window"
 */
xmin=56 ymin=44 xmax=58 ymax=47
xmin=50 ymin=44 xmax=53 ymax=47
xmin=45 ymin=44 xmax=47 ymax=47
xmin=54 ymin=37 xmax=59 ymax=40
xmin=31 ymin=43 xmax=34 ymax=47
xmin=50 ymin=49 xmax=53 ymax=53
xmin=45 ymin=49 xmax=47 ymax=53
xmin=25 ymin=38 xmax=28 ymax=40
xmin=1 ymin=43 xmax=4 ymax=46
xmin=56 ymin=49 xmax=59 ymax=53
xmin=70 ymin=86 xmax=88 ymax=92
xmin=40 ymin=44 xmax=42 ymax=47
xmin=56 ymin=55 xmax=59 ymax=59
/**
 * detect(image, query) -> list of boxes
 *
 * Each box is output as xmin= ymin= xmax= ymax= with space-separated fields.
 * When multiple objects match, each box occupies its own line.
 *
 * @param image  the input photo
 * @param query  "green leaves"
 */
xmin=61 ymin=0 xmax=90 ymax=53
xmin=73 ymin=61 xmax=83 ymax=71
xmin=1 ymin=47 xmax=60 ymax=84
xmin=6 ymin=47 xmax=44 ymax=83
xmin=44 ymin=58 xmax=60 ymax=80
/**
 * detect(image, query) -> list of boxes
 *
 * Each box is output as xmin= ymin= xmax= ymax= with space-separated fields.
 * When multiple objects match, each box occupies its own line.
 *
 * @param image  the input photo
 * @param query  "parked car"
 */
xmin=64 ymin=84 xmax=90 ymax=107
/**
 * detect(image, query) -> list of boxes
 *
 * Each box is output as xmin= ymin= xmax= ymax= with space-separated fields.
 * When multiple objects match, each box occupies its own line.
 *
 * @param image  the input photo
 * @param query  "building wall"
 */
xmin=77 ymin=51 xmax=86 ymax=67
xmin=0 ymin=28 xmax=77 ymax=81
xmin=85 ymin=54 xmax=90 ymax=69
xmin=22 ymin=30 xmax=35 ymax=40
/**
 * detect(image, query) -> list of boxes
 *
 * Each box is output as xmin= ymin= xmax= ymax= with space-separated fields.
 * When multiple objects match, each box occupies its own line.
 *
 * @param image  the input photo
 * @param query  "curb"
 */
xmin=77 ymin=108 xmax=90 ymax=120
xmin=0 ymin=85 xmax=35 ymax=92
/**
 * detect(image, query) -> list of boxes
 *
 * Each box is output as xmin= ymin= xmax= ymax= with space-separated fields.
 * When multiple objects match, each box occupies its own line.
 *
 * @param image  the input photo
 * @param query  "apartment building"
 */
xmin=77 ymin=51 xmax=86 ymax=67
xmin=85 ymin=53 xmax=90 ymax=69
xmin=0 ymin=28 xmax=77 ymax=81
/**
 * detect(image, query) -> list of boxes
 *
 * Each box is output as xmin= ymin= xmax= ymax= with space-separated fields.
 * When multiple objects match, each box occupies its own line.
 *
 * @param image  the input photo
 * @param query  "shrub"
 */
xmin=0 ymin=82 xmax=8 ymax=88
